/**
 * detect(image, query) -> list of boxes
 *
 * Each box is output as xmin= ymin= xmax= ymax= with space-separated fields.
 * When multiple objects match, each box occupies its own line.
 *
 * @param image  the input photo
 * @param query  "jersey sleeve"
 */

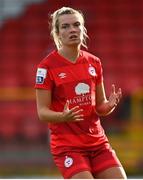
xmin=96 ymin=58 xmax=103 ymax=85
xmin=34 ymin=63 xmax=54 ymax=90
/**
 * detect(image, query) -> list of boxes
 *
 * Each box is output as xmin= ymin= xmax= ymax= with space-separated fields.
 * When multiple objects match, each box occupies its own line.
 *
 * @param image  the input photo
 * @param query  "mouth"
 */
xmin=69 ymin=35 xmax=78 ymax=40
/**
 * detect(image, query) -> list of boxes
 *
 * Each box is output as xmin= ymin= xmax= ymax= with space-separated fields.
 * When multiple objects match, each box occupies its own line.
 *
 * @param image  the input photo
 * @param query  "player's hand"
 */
xmin=108 ymin=84 xmax=122 ymax=108
xmin=62 ymin=100 xmax=84 ymax=122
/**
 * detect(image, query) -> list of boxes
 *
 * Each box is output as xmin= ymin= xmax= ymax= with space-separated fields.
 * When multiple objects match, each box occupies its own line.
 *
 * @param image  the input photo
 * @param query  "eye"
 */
xmin=74 ymin=22 xmax=81 ymax=27
xmin=61 ymin=24 xmax=69 ymax=29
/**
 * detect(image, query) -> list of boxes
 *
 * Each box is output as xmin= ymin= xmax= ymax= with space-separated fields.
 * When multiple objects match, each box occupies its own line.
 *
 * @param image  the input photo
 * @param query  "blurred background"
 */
xmin=0 ymin=0 xmax=143 ymax=178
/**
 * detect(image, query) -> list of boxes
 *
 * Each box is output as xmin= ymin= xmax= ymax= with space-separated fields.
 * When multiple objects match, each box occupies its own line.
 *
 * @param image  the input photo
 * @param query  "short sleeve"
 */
xmin=34 ymin=64 xmax=54 ymax=90
xmin=96 ymin=58 xmax=103 ymax=84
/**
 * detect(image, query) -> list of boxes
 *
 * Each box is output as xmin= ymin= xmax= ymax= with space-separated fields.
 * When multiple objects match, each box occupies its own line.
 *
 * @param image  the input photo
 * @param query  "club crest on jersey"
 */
xmin=36 ymin=68 xmax=47 ymax=84
xmin=88 ymin=65 xmax=97 ymax=77
xmin=64 ymin=156 xmax=73 ymax=168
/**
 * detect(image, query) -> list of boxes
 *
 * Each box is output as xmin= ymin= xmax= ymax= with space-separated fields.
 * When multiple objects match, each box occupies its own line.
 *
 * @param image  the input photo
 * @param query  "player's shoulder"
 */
xmin=81 ymin=50 xmax=101 ymax=63
xmin=37 ymin=50 xmax=57 ymax=68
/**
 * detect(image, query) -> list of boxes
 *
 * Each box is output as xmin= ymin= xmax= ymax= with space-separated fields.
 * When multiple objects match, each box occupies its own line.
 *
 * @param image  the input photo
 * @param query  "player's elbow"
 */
xmin=37 ymin=108 xmax=49 ymax=122
xmin=37 ymin=112 xmax=46 ymax=122
xmin=95 ymin=103 xmax=109 ymax=117
xmin=38 ymin=112 xmax=45 ymax=122
xmin=95 ymin=109 xmax=108 ymax=117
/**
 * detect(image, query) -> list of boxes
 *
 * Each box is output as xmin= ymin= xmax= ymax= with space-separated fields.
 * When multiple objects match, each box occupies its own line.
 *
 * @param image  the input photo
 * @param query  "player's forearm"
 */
xmin=38 ymin=107 xmax=63 ymax=123
xmin=96 ymin=100 xmax=115 ymax=116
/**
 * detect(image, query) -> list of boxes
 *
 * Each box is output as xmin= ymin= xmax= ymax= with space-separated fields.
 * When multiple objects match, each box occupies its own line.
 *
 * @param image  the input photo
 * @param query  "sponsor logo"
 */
xmin=68 ymin=83 xmax=91 ymax=106
xmin=69 ymin=94 xmax=91 ymax=106
xmin=75 ymin=83 xmax=90 ymax=95
xmin=64 ymin=156 xmax=73 ymax=168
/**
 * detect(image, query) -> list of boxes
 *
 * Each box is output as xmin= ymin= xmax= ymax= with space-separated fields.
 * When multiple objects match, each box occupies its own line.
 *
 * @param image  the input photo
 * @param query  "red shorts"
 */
xmin=53 ymin=143 xmax=122 ymax=178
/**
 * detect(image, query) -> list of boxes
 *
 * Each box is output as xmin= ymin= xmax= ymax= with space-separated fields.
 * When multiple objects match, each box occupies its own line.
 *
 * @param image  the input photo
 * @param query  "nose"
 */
xmin=69 ymin=25 xmax=77 ymax=32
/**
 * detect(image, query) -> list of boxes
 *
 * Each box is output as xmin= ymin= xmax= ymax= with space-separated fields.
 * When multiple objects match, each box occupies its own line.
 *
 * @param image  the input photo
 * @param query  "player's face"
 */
xmin=58 ymin=14 xmax=83 ymax=48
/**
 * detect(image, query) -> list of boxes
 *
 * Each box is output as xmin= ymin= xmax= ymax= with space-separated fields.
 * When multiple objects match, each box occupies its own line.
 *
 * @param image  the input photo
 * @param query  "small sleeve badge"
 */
xmin=36 ymin=68 xmax=47 ymax=84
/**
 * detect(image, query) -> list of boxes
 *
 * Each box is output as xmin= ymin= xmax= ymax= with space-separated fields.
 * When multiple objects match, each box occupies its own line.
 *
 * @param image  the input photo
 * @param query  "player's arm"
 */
xmin=36 ymin=89 xmax=84 ymax=123
xmin=95 ymin=82 xmax=122 ymax=116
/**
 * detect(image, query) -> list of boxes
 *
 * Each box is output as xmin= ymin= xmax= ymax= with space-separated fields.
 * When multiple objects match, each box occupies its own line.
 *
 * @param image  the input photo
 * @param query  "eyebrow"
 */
xmin=61 ymin=21 xmax=80 ymax=26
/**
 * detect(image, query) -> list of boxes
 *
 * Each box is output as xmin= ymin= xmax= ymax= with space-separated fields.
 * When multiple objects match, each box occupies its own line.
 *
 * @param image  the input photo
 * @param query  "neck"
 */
xmin=58 ymin=46 xmax=80 ymax=62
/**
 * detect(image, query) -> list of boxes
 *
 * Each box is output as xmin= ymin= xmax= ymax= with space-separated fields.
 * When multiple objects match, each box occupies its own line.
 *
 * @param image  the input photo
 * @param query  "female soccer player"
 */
xmin=35 ymin=7 xmax=127 ymax=179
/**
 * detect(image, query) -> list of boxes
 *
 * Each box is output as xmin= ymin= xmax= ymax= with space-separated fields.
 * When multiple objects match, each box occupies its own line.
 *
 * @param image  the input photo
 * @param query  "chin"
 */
xmin=69 ymin=44 xmax=80 ymax=48
xmin=69 ymin=41 xmax=81 ymax=46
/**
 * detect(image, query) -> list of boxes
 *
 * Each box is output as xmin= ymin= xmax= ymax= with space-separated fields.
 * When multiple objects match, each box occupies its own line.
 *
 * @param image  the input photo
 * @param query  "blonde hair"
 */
xmin=50 ymin=7 xmax=88 ymax=49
